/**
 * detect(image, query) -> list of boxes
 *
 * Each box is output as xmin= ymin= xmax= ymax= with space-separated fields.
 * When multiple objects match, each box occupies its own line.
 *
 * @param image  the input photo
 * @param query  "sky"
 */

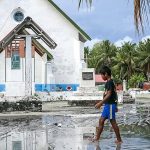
xmin=54 ymin=0 xmax=150 ymax=48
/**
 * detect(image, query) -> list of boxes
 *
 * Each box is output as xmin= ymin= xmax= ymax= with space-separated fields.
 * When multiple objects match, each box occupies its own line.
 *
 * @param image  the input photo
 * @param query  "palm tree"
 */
xmin=95 ymin=40 xmax=116 ymax=68
xmin=134 ymin=0 xmax=150 ymax=32
xmin=79 ymin=0 xmax=150 ymax=32
xmin=137 ymin=39 xmax=150 ymax=81
xmin=87 ymin=42 xmax=102 ymax=70
xmin=113 ymin=42 xmax=137 ymax=81
xmin=128 ymin=73 xmax=145 ymax=88
xmin=87 ymin=40 xmax=117 ymax=73
xmin=112 ymin=47 xmax=128 ymax=80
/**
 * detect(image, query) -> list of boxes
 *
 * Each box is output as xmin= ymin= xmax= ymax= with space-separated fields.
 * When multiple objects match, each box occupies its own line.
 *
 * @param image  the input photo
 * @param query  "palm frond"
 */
xmin=79 ymin=0 xmax=150 ymax=33
xmin=78 ymin=0 xmax=92 ymax=8
xmin=134 ymin=0 xmax=150 ymax=33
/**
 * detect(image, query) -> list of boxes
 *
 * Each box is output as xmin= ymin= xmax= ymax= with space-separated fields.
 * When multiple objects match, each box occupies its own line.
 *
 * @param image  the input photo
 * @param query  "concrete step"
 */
xmin=123 ymin=98 xmax=135 ymax=104
xmin=68 ymin=100 xmax=99 ymax=106
xmin=123 ymin=95 xmax=132 ymax=99
xmin=68 ymin=96 xmax=103 ymax=101
xmin=42 ymin=101 xmax=70 ymax=111
xmin=73 ymin=92 xmax=103 ymax=96
xmin=136 ymin=93 xmax=150 ymax=99
xmin=42 ymin=100 xmax=100 ymax=111
xmin=77 ymin=87 xmax=99 ymax=93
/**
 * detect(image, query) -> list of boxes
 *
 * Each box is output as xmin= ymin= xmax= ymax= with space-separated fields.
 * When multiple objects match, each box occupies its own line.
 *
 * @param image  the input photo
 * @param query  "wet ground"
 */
xmin=0 ymin=104 xmax=150 ymax=150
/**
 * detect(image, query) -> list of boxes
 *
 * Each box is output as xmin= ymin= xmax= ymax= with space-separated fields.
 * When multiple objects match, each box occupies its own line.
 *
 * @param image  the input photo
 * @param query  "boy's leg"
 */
xmin=94 ymin=117 xmax=106 ymax=141
xmin=110 ymin=119 xmax=122 ymax=143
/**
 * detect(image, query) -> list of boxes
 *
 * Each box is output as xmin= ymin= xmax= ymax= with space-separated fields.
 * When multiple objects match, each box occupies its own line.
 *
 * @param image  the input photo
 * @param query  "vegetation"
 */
xmin=128 ymin=73 xmax=145 ymax=88
xmin=79 ymin=0 xmax=150 ymax=87
xmin=84 ymin=39 xmax=150 ymax=88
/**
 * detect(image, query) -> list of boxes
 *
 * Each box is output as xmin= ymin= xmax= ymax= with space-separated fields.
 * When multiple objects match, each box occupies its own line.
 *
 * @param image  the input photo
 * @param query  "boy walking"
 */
xmin=93 ymin=66 xmax=122 ymax=144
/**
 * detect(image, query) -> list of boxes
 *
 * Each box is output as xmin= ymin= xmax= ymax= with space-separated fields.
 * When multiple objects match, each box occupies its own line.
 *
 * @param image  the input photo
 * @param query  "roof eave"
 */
xmin=0 ymin=17 xmax=57 ymax=51
xmin=48 ymin=0 xmax=91 ymax=41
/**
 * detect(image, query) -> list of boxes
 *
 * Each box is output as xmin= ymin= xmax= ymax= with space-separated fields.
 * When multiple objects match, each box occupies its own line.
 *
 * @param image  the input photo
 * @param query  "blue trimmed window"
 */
xmin=12 ymin=141 xmax=22 ymax=150
xmin=11 ymin=51 xmax=20 ymax=69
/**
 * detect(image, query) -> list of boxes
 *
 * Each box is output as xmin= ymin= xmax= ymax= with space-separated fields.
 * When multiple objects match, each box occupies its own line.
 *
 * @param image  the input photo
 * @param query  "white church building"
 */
xmin=0 ymin=0 xmax=91 ymax=96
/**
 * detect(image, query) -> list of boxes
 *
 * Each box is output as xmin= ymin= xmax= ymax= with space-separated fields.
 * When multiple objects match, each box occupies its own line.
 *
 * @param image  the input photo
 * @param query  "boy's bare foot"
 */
xmin=115 ymin=140 xmax=123 ymax=145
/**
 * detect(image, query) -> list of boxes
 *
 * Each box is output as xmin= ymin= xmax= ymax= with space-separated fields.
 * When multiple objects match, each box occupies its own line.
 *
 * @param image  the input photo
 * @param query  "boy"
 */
xmin=93 ymin=66 xmax=122 ymax=144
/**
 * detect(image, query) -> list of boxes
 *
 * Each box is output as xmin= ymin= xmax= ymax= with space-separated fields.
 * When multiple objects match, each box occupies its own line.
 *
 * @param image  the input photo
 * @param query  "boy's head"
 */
xmin=99 ymin=66 xmax=111 ymax=80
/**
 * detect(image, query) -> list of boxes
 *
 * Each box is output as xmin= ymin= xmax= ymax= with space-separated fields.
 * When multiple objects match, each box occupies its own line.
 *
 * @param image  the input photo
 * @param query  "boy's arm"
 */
xmin=95 ymin=90 xmax=111 ymax=109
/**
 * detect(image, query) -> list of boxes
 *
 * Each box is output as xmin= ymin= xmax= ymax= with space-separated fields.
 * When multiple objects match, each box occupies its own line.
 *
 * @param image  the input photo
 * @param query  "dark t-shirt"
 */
xmin=104 ymin=79 xmax=117 ymax=104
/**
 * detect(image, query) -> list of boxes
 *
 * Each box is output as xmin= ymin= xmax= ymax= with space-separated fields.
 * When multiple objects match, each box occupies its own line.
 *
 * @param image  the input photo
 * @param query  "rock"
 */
xmin=58 ymin=123 xmax=62 ymax=127
xmin=83 ymin=133 xmax=94 ymax=139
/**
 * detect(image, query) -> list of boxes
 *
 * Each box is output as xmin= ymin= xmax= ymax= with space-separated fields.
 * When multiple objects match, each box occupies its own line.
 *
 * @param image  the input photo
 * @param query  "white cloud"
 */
xmin=141 ymin=35 xmax=150 ymax=42
xmin=85 ymin=38 xmax=102 ymax=49
xmin=115 ymin=36 xmax=133 ymax=47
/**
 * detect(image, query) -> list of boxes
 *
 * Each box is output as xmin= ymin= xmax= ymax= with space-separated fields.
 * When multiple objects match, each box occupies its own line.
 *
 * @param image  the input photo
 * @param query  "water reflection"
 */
xmin=0 ymin=129 xmax=48 ymax=150
xmin=0 ymin=124 xmax=149 ymax=150
xmin=0 ymin=103 xmax=150 ymax=150
xmin=96 ymin=145 xmax=101 ymax=150
xmin=116 ymin=144 xmax=121 ymax=150
xmin=0 ymin=129 xmax=124 ymax=150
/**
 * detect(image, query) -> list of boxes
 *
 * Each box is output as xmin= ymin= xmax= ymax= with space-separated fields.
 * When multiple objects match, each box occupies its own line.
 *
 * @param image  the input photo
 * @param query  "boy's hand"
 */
xmin=95 ymin=101 xmax=103 ymax=109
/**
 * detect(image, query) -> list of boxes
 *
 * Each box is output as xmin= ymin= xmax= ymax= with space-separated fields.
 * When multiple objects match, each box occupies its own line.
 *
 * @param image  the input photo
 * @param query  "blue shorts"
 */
xmin=101 ymin=104 xmax=117 ymax=120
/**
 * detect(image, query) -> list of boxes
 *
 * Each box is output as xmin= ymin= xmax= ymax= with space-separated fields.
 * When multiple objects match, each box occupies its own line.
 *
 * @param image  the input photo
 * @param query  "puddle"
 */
xmin=0 ymin=104 xmax=150 ymax=150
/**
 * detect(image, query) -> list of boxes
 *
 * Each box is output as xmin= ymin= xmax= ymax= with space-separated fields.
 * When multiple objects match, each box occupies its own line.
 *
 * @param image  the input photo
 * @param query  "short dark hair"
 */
xmin=99 ymin=66 xmax=111 ymax=76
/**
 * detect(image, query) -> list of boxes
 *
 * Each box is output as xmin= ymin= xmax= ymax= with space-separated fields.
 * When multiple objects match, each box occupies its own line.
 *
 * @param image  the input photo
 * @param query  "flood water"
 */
xmin=0 ymin=104 xmax=150 ymax=150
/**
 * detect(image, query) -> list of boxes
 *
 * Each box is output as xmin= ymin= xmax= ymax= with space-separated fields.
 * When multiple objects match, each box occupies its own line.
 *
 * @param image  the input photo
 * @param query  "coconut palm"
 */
xmin=87 ymin=42 xmax=103 ymax=70
xmin=112 ymin=47 xmax=128 ymax=80
xmin=134 ymin=0 xmax=150 ymax=32
xmin=79 ymin=0 xmax=150 ymax=32
xmin=95 ymin=40 xmax=117 ymax=68
xmin=113 ymin=42 xmax=137 ymax=81
xmin=128 ymin=73 xmax=145 ymax=88
xmin=87 ymin=40 xmax=117 ymax=73
xmin=137 ymin=39 xmax=150 ymax=81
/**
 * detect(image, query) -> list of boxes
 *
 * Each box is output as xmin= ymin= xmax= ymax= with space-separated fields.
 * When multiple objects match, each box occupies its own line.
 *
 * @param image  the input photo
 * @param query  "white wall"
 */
xmin=73 ymin=39 xmax=83 ymax=84
xmin=5 ymin=51 xmax=45 ymax=96
xmin=35 ymin=52 xmax=46 ymax=83
xmin=0 ymin=51 xmax=5 ymax=82
xmin=6 ymin=58 xmax=24 ymax=82
xmin=0 ymin=44 xmax=48 ymax=96
xmin=0 ymin=0 xmax=85 ymax=85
